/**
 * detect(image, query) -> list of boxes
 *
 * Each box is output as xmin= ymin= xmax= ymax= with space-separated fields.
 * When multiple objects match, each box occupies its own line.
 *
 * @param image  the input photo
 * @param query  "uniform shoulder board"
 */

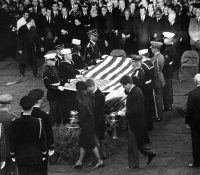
xmin=12 ymin=118 xmax=16 ymax=121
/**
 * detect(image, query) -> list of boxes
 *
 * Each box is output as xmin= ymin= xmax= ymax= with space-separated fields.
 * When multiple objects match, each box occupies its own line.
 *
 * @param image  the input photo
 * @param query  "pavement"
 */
xmin=1 ymin=58 xmax=200 ymax=175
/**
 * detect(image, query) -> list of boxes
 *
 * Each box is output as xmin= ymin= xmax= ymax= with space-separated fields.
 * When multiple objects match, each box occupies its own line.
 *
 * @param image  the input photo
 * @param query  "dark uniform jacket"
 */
xmin=84 ymin=41 xmax=101 ymax=66
xmin=131 ymin=68 xmax=145 ymax=89
xmin=0 ymin=111 xmax=17 ymax=157
xmin=185 ymin=86 xmax=200 ymax=129
xmin=0 ymin=124 xmax=6 ymax=163
xmin=162 ymin=44 xmax=176 ymax=79
xmin=31 ymin=107 xmax=54 ymax=150
xmin=141 ymin=59 xmax=154 ymax=85
xmin=72 ymin=53 xmax=85 ymax=70
xmin=58 ymin=61 xmax=77 ymax=85
xmin=55 ymin=54 xmax=63 ymax=69
xmin=93 ymin=88 xmax=106 ymax=140
xmin=10 ymin=115 xmax=47 ymax=165
xmin=126 ymin=86 xmax=150 ymax=144
xmin=43 ymin=66 xmax=62 ymax=102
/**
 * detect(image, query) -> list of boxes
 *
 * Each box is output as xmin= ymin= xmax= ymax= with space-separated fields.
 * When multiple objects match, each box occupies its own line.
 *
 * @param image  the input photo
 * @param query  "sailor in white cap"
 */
xmin=139 ymin=49 xmax=155 ymax=131
xmin=150 ymin=40 xmax=165 ymax=122
xmin=185 ymin=73 xmax=200 ymax=167
xmin=162 ymin=32 xmax=176 ymax=111
xmin=58 ymin=48 xmax=79 ymax=124
xmin=43 ymin=53 xmax=64 ymax=125
xmin=72 ymin=39 xmax=85 ymax=70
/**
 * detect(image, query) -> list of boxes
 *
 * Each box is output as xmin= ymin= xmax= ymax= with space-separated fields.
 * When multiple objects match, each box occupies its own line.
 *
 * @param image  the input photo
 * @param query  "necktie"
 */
xmin=49 ymin=17 xmax=50 ymax=23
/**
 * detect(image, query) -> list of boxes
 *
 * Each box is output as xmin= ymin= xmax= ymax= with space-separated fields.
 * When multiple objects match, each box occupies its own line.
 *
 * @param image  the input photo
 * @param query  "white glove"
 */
xmin=11 ymin=158 xmax=16 ymax=162
xmin=96 ymin=60 xmax=103 ymax=63
xmin=42 ymin=157 xmax=46 ymax=161
xmin=48 ymin=150 xmax=55 ymax=156
xmin=69 ymin=79 xmax=77 ymax=83
xmin=118 ymin=111 xmax=125 ymax=116
xmin=58 ymin=86 xmax=64 ymax=91
xmin=0 ymin=161 xmax=5 ymax=169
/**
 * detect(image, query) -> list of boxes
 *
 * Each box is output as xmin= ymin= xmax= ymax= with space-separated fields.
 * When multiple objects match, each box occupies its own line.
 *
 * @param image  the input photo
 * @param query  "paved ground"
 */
xmin=0 ymin=58 xmax=200 ymax=175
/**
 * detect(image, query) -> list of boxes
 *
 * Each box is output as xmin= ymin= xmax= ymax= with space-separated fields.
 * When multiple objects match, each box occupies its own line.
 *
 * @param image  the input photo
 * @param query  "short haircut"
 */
xmin=52 ymin=2 xmax=58 ymax=5
xmin=85 ymin=79 xmax=95 ymax=87
xmin=120 ymin=75 xmax=133 ymax=85
xmin=124 ymin=8 xmax=130 ymax=14
xmin=23 ymin=10 xmax=29 ymax=14
xmin=155 ymin=8 xmax=162 ymax=14
xmin=139 ymin=5 xmax=146 ymax=11
xmin=26 ymin=17 xmax=33 ymax=23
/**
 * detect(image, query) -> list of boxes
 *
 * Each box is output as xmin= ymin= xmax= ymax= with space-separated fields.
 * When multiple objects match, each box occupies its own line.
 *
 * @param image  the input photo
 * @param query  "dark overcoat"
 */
xmin=16 ymin=25 xmax=42 ymax=65
xmin=125 ymin=86 xmax=150 ymax=145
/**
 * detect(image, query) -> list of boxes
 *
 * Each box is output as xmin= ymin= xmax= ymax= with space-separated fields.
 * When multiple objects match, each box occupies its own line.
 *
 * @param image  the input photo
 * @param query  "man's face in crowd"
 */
xmin=148 ymin=4 xmax=154 ymax=12
xmin=73 ymin=4 xmax=78 ymax=11
xmin=130 ymin=3 xmax=135 ymax=11
xmin=195 ymin=8 xmax=200 ymax=18
xmin=46 ymin=9 xmax=51 ymax=17
xmin=62 ymin=8 xmax=67 ymax=16
xmin=70 ymin=0 xmax=75 ymax=4
xmin=82 ymin=6 xmax=88 ymax=12
xmin=164 ymin=6 xmax=168 ymax=15
xmin=157 ymin=0 xmax=164 ymax=8
xmin=119 ymin=0 xmax=125 ymax=9
xmin=24 ymin=12 xmax=29 ymax=19
xmin=107 ymin=3 xmax=113 ymax=11
xmin=124 ymin=10 xmax=130 ymax=18
xmin=87 ymin=85 xmax=95 ymax=93
xmin=101 ymin=7 xmax=107 ymax=16
xmin=41 ymin=8 xmax=46 ymax=16
xmin=122 ymin=83 xmax=130 ymax=92
xmin=52 ymin=3 xmax=58 ymax=11
xmin=24 ymin=0 xmax=30 ymax=4
xmin=32 ymin=0 xmax=38 ymax=6
xmin=168 ymin=12 xmax=176 ymax=22
xmin=155 ymin=11 xmax=162 ymax=19
xmin=113 ymin=0 xmax=118 ymax=7
xmin=140 ymin=8 xmax=146 ymax=16
xmin=2 ymin=4 xmax=9 ymax=11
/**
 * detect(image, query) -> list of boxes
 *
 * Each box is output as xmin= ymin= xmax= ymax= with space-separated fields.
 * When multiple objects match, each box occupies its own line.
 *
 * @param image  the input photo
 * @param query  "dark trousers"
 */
xmin=142 ymin=85 xmax=154 ymax=131
xmin=191 ymin=45 xmax=200 ymax=72
xmin=19 ymin=62 xmax=38 ymax=76
xmin=162 ymin=78 xmax=173 ymax=109
xmin=17 ymin=164 xmax=40 ymax=175
xmin=49 ymin=100 xmax=59 ymax=126
xmin=153 ymin=88 xmax=163 ymax=119
xmin=191 ymin=129 xmax=200 ymax=165
xmin=39 ymin=154 xmax=48 ymax=175
xmin=128 ymin=127 xmax=155 ymax=167
xmin=1 ymin=157 xmax=17 ymax=175
xmin=44 ymin=32 xmax=53 ymax=53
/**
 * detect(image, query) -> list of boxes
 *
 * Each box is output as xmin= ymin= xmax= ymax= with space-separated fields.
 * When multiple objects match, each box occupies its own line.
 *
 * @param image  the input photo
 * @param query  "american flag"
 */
xmin=64 ymin=55 xmax=134 ymax=92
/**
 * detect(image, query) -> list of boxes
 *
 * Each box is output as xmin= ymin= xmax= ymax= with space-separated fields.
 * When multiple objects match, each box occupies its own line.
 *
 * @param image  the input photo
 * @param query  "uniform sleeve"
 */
xmin=45 ymin=113 xmax=55 ymax=150
xmin=185 ymin=92 xmax=194 ymax=125
xmin=0 ymin=124 xmax=6 ymax=162
xmin=9 ymin=120 xmax=17 ymax=158
xmin=39 ymin=119 xmax=47 ymax=155
xmin=58 ymin=65 xmax=70 ymax=84
xmin=43 ymin=72 xmax=59 ymax=90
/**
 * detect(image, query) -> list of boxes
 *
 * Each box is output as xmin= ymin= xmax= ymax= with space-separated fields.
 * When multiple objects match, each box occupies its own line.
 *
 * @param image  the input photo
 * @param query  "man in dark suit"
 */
xmin=28 ymin=89 xmax=54 ymax=175
xmin=147 ymin=2 xmax=155 ymax=18
xmin=32 ymin=0 xmax=41 ymax=14
xmin=0 ymin=123 xmax=6 ymax=173
xmin=119 ymin=75 xmax=156 ymax=169
xmin=185 ymin=74 xmax=200 ymax=167
xmin=17 ymin=17 xmax=43 ymax=77
xmin=86 ymin=79 xmax=106 ymax=160
xmin=10 ymin=96 xmax=47 ymax=175
xmin=133 ymin=6 xmax=151 ymax=51
xmin=149 ymin=8 xmax=165 ymax=40
xmin=0 ymin=94 xmax=17 ymax=175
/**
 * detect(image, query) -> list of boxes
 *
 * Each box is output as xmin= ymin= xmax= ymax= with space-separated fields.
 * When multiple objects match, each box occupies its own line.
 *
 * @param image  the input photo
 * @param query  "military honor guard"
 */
xmin=72 ymin=39 xmax=85 ymax=70
xmin=58 ymin=49 xmax=79 ymax=124
xmin=118 ymin=75 xmax=156 ymax=169
xmin=130 ymin=54 xmax=145 ymax=89
xmin=84 ymin=29 xmax=101 ymax=66
xmin=139 ymin=49 xmax=155 ymax=131
xmin=150 ymin=41 xmax=165 ymax=122
xmin=0 ymin=94 xmax=17 ymax=175
xmin=55 ymin=44 xmax=64 ymax=69
xmin=9 ymin=96 xmax=47 ymax=175
xmin=185 ymin=74 xmax=200 ymax=167
xmin=162 ymin=32 xmax=176 ymax=111
xmin=0 ymin=124 xmax=6 ymax=175
xmin=28 ymin=89 xmax=55 ymax=175
xmin=43 ymin=53 xmax=65 ymax=125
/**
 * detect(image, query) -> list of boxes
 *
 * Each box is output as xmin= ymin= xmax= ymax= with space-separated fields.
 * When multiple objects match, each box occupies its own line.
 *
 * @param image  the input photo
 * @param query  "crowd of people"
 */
xmin=1 ymin=0 xmax=200 ymax=173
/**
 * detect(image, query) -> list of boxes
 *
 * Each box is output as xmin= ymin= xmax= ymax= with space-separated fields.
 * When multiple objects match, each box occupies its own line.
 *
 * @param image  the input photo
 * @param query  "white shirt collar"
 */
xmin=93 ymin=87 xmax=98 ymax=93
xmin=129 ymin=85 xmax=135 ymax=93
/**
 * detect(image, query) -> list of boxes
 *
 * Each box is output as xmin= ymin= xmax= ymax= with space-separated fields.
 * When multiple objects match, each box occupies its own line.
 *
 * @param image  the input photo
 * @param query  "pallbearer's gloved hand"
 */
xmin=0 ymin=161 xmax=5 ymax=169
xmin=48 ymin=150 xmax=55 ymax=156
xmin=11 ymin=158 xmax=16 ymax=162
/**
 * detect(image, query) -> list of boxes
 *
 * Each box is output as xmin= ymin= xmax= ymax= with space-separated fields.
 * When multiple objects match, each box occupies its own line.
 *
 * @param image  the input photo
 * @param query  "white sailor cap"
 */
xmin=72 ymin=39 xmax=81 ymax=45
xmin=138 ymin=49 xmax=148 ymax=55
xmin=194 ymin=74 xmax=200 ymax=82
xmin=163 ymin=32 xmax=175 ymax=38
xmin=60 ymin=48 xmax=71 ymax=55
xmin=44 ymin=53 xmax=56 ymax=60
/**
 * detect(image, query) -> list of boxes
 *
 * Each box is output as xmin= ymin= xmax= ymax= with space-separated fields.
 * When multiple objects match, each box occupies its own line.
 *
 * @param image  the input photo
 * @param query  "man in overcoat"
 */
xmin=185 ymin=74 xmax=200 ymax=167
xmin=17 ymin=17 xmax=44 ymax=77
xmin=119 ymin=75 xmax=156 ymax=169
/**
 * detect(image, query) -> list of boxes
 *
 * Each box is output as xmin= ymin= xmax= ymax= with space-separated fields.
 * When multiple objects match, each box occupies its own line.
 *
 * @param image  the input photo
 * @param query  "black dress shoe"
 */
xmin=101 ymin=155 xmax=107 ymax=160
xmin=156 ymin=118 xmax=163 ymax=122
xmin=125 ymin=166 xmax=139 ymax=169
xmin=92 ymin=161 xmax=104 ymax=169
xmin=88 ymin=161 xmax=97 ymax=167
xmin=34 ymin=74 xmax=41 ymax=78
xmin=163 ymin=107 xmax=173 ymax=111
xmin=20 ymin=74 xmax=25 ymax=77
xmin=147 ymin=153 xmax=157 ymax=164
xmin=73 ymin=162 xmax=82 ymax=169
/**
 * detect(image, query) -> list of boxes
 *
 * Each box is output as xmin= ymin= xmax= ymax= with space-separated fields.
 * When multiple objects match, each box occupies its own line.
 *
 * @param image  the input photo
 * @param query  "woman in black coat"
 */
xmin=73 ymin=81 xmax=103 ymax=169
